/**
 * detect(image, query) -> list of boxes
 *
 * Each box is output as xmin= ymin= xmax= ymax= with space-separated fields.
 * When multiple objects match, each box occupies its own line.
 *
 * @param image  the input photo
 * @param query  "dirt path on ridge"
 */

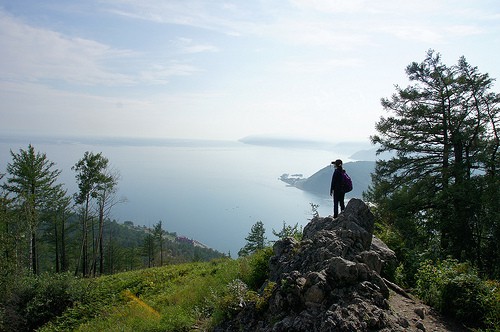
xmin=388 ymin=289 xmax=470 ymax=331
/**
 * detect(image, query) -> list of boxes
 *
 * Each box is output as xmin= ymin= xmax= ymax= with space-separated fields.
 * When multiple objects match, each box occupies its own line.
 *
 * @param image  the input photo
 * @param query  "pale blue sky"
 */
xmin=1 ymin=0 xmax=499 ymax=142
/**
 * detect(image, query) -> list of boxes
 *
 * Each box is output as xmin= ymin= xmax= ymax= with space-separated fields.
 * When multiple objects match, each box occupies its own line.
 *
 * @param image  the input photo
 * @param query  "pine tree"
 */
xmin=3 ymin=144 xmax=62 ymax=274
xmin=369 ymin=50 xmax=500 ymax=276
xmin=238 ymin=221 xmax=267 ymax=257
xmin=143 ymin=233 xmax=156 ymax=268
xmin=153 ymin=221 xmax=166 ymax=266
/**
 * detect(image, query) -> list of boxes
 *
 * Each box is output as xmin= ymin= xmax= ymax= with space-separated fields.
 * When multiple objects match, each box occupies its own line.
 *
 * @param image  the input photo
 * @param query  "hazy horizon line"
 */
xmin=0 ymin=133 xmax=373 ymax=150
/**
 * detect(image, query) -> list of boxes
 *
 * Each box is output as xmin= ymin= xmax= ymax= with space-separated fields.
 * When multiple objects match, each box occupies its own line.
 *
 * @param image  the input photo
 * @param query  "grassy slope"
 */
xmin=40 ymin=258 xmax=243 ymax=332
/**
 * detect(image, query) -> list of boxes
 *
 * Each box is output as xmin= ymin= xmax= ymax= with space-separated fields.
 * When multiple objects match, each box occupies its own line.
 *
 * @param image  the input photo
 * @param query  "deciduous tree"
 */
xmin=72 ymin=152 xmax=113 ymax=277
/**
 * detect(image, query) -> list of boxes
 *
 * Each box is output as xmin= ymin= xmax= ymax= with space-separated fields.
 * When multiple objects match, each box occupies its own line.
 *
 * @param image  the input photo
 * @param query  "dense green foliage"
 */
xmin=72 ymin=151 xmax=117 ymax=277
xmin=368 ymin=50 xmax=499 ymax=330
xmin=415 ymin=259 xmax=500 ymax=330
xmin=239 ymin=246 xmax=274 ymax=290
xmin=0 ymin=250 xmax=274 ymax=332
xmin=2 ymin=144 xmax=64 ymax=275
xmin=368 ymin=50 xmax=499 ymax=278
xmin=2 ymin=244 xmax=498 ymax=331
xmin=0 ymin=272 xmax=77 ymax=331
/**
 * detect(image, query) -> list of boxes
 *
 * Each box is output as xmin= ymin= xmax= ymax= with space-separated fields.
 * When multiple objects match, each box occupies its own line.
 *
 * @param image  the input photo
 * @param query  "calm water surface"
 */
xmin=0 ymin=138 xmax=357 ymax=256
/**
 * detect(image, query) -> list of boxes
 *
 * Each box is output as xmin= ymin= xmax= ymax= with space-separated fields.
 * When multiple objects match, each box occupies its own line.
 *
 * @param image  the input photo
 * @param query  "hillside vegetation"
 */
xmin=1 ymin=250 xmax=272 ymax=332
xmin=3 ymin=201 xmax=499 ymax=331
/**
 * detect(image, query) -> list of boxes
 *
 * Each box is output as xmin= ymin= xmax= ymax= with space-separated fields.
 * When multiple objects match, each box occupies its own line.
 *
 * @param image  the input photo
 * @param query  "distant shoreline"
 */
xmin=0 ymin=134 xmax=239 ymax=148
xmin=1 ymin=134 xmax=385 ymax=160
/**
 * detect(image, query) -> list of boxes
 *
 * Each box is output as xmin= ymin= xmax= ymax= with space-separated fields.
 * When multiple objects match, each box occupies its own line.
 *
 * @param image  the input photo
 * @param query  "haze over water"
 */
xmin=0 ymin=136 xmax=367 ymax=256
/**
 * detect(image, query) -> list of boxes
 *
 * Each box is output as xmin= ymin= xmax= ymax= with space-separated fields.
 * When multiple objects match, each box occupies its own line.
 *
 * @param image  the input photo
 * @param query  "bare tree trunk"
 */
xmin=91 ymin=214 xmax=97 ymax=277
xmin=31 ymin=229 xmax=37 ymax=275
xmin=61 ymin=208 xmax=67 ymax=272
xmin=54 ymin=215 xmax=60 ymax=273
xmin=108 ymin=225 xmax=113 ymax=274
xmin=81 ymin=197 xmax=89 ymax=277
xmin=99 ymin=205 xmax=104 ymax=275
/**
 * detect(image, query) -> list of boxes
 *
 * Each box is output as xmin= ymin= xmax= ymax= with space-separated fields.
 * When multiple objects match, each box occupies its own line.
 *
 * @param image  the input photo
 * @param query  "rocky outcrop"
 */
xmin=215 ymin=199 xmax=421 ymax=332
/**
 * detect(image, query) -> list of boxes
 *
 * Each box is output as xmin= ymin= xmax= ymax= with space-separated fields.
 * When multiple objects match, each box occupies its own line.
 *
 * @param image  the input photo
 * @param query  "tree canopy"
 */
xmin=72 ymin=151 xmax=116 ymax=277
xmin=368 ymin=50 xmax=500 ymax=278
xmin=2 ymin=144 xmax=63 ymax=274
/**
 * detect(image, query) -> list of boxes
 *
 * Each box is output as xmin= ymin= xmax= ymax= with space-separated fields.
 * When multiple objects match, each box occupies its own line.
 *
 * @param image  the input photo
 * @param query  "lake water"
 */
xmin=0 ymin=137 xmax=364 ymax=256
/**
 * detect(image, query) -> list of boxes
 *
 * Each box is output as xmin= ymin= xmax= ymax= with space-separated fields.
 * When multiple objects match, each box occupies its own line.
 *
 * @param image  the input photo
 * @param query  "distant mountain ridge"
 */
xmin=285 ymin=161 xmax=376 ymax=198
xmin=239 ymin=135 xmax=377 ymax=154
xmin=239 ymin=135 xmax=336 ymax=149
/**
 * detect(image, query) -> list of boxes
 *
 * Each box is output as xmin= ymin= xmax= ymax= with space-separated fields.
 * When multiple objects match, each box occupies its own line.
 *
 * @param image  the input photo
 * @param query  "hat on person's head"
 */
xmin=334 ymin=159 xmax=343 ymax=167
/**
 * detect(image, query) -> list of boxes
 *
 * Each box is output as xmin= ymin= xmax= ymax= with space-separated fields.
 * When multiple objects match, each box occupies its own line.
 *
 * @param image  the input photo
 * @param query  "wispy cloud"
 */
xmin=0 ymin=0 xmax=497 ymax=140
xmin=103 ymin=0 xmax=253 ymax=36
xmin=290 ymin=0 xmax=367 ymax=13
xmin=381 ymin=24 xmax=444 ymax=43
xmin=138 ymin=61 xmax=201 ymax=84
xmin=172 ymin=37 xmax=219 ymax=54
xmin=0 ymin=11 xmax=136 ymax=86
xmin=445 ymin=25 xmax=485 ymax=37
xmin=283 ymin=58 xmax=364 ymax=74
xmin=0 ymin=10 xmax=209 ymax=88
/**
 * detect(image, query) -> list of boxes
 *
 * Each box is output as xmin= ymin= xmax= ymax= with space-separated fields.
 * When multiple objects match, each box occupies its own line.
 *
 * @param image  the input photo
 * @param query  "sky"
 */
xmin=1 ymin=0 xmax=499 ymax=143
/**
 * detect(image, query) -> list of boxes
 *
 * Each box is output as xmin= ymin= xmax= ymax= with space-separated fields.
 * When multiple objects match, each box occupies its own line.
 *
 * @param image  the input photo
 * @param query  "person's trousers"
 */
xmin=333 ymin=191 xmax=345 ymax=218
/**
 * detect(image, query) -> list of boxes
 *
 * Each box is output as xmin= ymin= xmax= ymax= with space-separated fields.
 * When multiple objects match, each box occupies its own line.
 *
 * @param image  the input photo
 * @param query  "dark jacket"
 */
xmin=330 ymin=167 xmax=343 ymax=194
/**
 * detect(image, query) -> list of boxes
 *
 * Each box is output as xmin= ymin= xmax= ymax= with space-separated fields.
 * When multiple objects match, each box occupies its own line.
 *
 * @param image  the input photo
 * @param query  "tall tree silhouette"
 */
xmin=72 ymin=152 xmax=113 ymax=277
xmin=369 ymin=50 xmax=500 ymax=275
xmin=3 ymin=144 xmax=62 ymax=274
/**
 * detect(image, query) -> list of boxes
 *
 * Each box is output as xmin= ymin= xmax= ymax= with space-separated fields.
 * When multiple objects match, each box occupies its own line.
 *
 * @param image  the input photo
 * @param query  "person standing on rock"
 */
xmin=330 ymin=159 xmax=345 ymax=218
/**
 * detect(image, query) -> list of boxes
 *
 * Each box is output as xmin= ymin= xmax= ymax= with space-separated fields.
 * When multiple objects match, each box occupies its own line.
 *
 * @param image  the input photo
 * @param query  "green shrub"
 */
xmin=440 ymin=271 xmax=486 ymax=324
xmin=254 ymin=281 xmax=276 ymax=312
xmin=240 ymin=246 xmax=273 ymax=290
xmin=211 ymin=248 xmax=275 ymax=326
xmin=0 ymin=272 xmax=79 ymax=332
xmin=415 ymin=259 xmax=499 ymax=330
xmin=393 ymin=263 xmax=406 ymax=287
xmin=415 ymin=259 xmax=450 ymax=309
xmin=483 ymin=280 xmax=500 ymax=330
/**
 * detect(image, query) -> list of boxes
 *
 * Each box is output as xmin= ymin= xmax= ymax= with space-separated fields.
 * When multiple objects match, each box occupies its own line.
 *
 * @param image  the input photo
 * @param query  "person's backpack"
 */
xmin=342 ymin=170 xmax=353 ymax=193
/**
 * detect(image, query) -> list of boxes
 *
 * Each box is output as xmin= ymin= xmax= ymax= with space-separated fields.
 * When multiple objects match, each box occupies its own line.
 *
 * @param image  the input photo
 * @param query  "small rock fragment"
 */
xmin=415 ymin=307 xmax=426 ymax=319
xmin=415 ymin=319 xmax=426 ymax=331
